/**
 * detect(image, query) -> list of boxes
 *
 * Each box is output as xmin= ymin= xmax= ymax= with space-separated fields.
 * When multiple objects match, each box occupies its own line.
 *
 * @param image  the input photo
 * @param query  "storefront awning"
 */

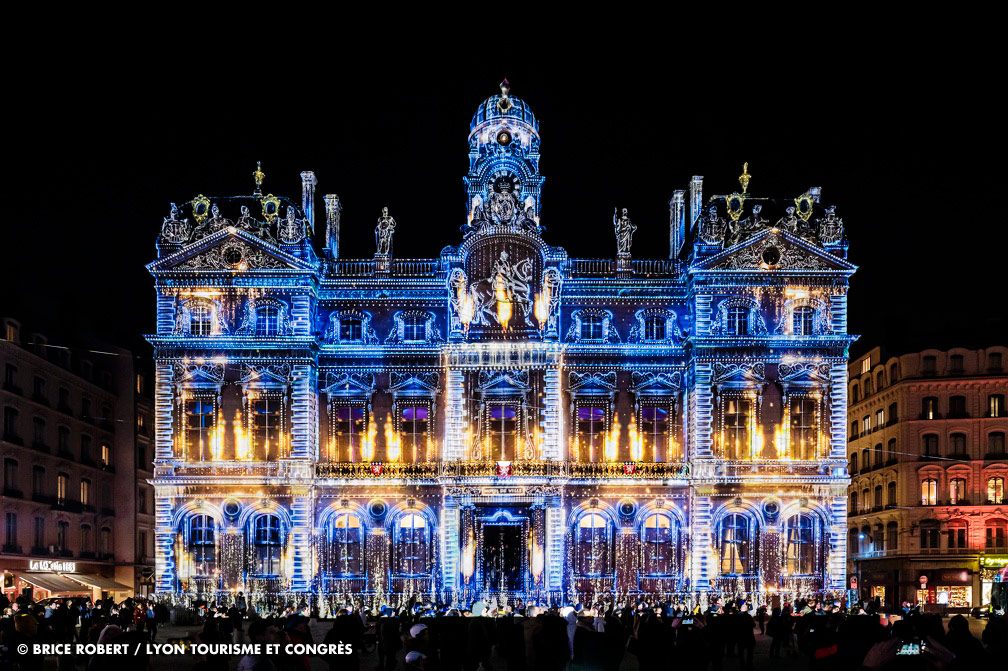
xmin=66 ymin=573 xmax=132 ymax=592
xmin=16 ymin=572 xmax=91 ymax=594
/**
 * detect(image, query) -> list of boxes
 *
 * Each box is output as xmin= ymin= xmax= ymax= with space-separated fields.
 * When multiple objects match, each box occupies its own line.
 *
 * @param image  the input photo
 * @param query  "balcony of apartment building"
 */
xmin=2 ymin=486 xmax=23 ymax=499
xmin=2 ymin=380 xmax=23 ymax=396
xmin=2 ymin=543 xmax=23 ymax=554
xmin=2 ymin=431 xmax=23 ymax=447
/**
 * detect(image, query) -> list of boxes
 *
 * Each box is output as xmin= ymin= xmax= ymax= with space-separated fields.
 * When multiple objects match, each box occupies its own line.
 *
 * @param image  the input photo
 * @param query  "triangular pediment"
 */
xmin=694 ymin=229 xmax=855 ymax=273
xmin=147 ymin=228 xmax=316 ymax=273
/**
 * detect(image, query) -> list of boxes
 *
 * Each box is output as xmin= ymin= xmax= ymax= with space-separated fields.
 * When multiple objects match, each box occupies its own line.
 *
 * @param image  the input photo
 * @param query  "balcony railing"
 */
xmin=2 ymin=382 xmax=23 ymax=395
xmin=2 ymin=544 xmax=23 ymax=554
xmin=2 ymin=488 xmax=23 ymax=499
xmin=2 ymin=433 xmax=24 ymax=446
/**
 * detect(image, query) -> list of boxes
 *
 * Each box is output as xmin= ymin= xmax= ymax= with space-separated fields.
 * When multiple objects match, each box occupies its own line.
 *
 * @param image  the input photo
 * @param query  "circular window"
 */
xmin=222 ymin=499 xmax=241 ymax=518
xmin=618 ymin=500 xmax=637 ymax=517
xmin=497 ymin=130 xmax=512 ymax=146
xmin=761 ymin=245 xmax=781 ymax=266
xmin=223 ymin=245 xmax=244 ymax=267
xmin=369 ymin=500 xmax=387 ymax=519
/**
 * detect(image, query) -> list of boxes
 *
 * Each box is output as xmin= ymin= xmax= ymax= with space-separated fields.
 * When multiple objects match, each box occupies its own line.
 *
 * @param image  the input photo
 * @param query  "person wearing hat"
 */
xmin=404 ymin=650 xmax=427 ymax=670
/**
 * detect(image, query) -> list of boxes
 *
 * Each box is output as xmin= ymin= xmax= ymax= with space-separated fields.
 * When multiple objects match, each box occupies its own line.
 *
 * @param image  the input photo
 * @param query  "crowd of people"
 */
xmin=2 ymin=590 xmax=1008 ymax=670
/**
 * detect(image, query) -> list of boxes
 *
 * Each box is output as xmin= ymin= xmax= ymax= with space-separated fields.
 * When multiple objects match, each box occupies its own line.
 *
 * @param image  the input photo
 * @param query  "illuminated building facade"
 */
xmin=149 ymin=83 xmax=855 ymax=607
xmin=847 ymin=346 xmax=1008 ymax=610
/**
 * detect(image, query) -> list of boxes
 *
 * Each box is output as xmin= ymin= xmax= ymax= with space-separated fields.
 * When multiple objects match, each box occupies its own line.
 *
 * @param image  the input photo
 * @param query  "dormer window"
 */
xmin=922 ymin=356 xmax=936 ymax=375
xmin=403 ymin=315 xmax=426 ymax=343
xmin=581 ymin=315 xmax=604 ymax=341
xmin=643 ymin=315 xmax=665 ymax=341
xmin=255 ymin=306 xmax=280 ymax=337
xmin=340 ymin=318 xmax=363 ymax=342
xmin=726 ymin=307 xmax=748 ymax=336
xmin=792 ymin=306 xmax=815 ymax=335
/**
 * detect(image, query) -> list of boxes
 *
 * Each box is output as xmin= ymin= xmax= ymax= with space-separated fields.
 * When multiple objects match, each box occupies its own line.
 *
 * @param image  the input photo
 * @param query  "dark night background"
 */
xmin=1 ymin=56 xmax=1000 ymax=361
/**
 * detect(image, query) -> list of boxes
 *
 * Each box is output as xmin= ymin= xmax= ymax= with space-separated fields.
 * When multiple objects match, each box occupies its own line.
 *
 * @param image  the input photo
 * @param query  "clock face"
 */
xmin=497 ymin=130 xmax=512 ymax=146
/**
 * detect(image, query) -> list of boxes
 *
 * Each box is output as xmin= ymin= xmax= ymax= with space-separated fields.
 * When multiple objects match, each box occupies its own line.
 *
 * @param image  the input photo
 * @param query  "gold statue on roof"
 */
xmin=739 ymin=162 xmax=751 ymax=194
xmin=253 ymin=161 xmax=265 ymax=195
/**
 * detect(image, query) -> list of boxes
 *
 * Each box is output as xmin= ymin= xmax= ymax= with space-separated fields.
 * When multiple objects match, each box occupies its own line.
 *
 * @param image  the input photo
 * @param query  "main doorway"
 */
xmin=482 ymin=525 xmax=523 ymax=593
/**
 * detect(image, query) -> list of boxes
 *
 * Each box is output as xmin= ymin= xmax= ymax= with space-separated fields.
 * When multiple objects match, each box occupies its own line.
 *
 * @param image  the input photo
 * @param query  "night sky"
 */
xmin=1 ymin=60 xmax=999 ymax=360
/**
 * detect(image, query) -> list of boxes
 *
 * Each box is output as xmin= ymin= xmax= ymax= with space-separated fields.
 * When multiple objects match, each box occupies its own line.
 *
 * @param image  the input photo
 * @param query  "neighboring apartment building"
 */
xmin=1 ymin=317 xmax=149 ymax=601
xmin=848 ymin=346 xmax=1008 ymax=610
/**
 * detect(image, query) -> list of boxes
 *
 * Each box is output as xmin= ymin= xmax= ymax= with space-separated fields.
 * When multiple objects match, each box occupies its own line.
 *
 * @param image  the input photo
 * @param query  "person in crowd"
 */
xmin=238 ymin=617 xmax=279 ymax=671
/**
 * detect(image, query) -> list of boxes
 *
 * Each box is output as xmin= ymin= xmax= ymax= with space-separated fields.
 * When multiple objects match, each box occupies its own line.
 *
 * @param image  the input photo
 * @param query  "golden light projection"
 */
xmin=494 ymin=273 xmax=511 ymax=330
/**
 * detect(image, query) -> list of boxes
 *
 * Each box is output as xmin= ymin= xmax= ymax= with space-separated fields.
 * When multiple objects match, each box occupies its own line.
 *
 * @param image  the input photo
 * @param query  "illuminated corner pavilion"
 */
xmin=147 ymin=81 xmax=856 ymax=610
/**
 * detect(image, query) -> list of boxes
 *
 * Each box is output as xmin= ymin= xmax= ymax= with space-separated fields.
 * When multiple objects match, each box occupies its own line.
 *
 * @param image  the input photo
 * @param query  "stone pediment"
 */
xmin=148 ymin=228 xmax=316 ymax=273
xmin=696 ymin=228 xmax=855 ymax=273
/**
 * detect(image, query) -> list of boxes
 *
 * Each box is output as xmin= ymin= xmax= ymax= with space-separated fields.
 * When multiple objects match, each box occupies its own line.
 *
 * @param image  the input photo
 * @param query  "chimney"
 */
xmin=300 ymin=171 xmax=317 ymax=234
xmin=689 ymin=176 xmax=703 ymax=231
xmin=669 ymin=190 xmax=685 ymax=259
xmin=324 ymin=194 xmax=342 ymax=259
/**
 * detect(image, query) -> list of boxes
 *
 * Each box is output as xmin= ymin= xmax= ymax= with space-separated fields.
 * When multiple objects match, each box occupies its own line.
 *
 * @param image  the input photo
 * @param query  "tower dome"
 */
xmin=469 ymin=79 xmax=540 ymax=146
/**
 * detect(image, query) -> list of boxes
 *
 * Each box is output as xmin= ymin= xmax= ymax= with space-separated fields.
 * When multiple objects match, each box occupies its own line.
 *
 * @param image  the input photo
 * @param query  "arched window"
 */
xmin=921 ymin=478 xmax=938 ymax=505
xmin=396 ymin=513 xmax=429 ymax=575
xmin=988 ymin=432 xmax=1006 ymax=458
xmin=887 ymin=438 xmax=897 ymax=462
xmin=949 ymin=478 xmax=967 ymax=505
xmin=718 ymin=513 xmax=755 ymax=575
xmin=862 ymin=488 xmax=870 ymax=511
xmin=99 ymin=528 xmax=111 ymax=556
xmin=922 ymin=434 xmax=939 ymax=458
xmin=330 ymin=513 xmax=362 ymax=576
xmin=947 ymin=520 xmax=968 ymax=549
xmin=876 ymin=371 xmax=885 ymax=391
xmin=989 ymin=395 xmax=1005 ymax=418
xmin=252 ymin=514 xmax=282 ymax=576
xmin=190 ymin=302 xmax=214 ymax=336
xmin=873 ymin=485 xmax=883 ymax=509
xmin=849 ymin=491 xmax=858 ymax=513
xmin=860 ymin=525 xmax=872 ymax=554
xmin=873 ymin=443 xmax=883 ymax=466
xmin=988 ymin=477 xmax=1005 ymax=505
xmin=792 ymin=306 xmax=815 ymax=335
xmin=576 ymin=511 xmax=613 ymax=576
xmin=641 ymin=513 xmax=676 ymax=576
xmin=726 ymin=307 xmax=748 ymax=336
xmin=887 ymin=481 xmax=897 ymax=506
xmin=922 ymin=397 xmax=939 ymax=420
xmin=784 ymin=513 xmax=818 ymax=575
xmin=851 ymin=384 xmax=860 ymax=403
xmin=861 ymin=448 xmax=870 ymax=469
xmin=255 ymin=306 xmax=280 ymax=337
xmin=886 ymin=522 xmax=898 ymax=551
xmin=848 ymin=528 xmax=859 ymax=556
xmin=986 ymin=519 xmax=1007 ymax=549
xmin=80 ymin=524 xmax=92 ymax=553
xmin=189 ymin=514 xmax=216 ymax=576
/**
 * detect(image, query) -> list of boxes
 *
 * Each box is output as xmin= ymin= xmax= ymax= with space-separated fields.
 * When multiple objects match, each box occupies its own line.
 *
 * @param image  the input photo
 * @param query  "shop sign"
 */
xmin=29 ymin=560 xmax=76 ymax=572
xmin=981 ymin=555 xmax=1008 ymax=568
xmin=919 ymin=575 xmax=928 ymax=587
xmin=936 ymin=569 xmax=970 ymax=584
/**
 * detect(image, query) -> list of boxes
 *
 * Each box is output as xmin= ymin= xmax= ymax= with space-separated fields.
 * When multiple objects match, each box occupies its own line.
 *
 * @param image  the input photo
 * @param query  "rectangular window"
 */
xmin=576 ymin=406 xmax=606 ymax=462
xmin=875 ymin=409 xmax=884 ymax=427
xmin=403 ymin=315 xmax=426 ymax=343
xmin=487 ymin=404 xmax=518 ymax=461
xmin=3 ymin=364 xmax=15 ymax=387
xmin=100 ymin=443 xmax=110 ymax=465
xmin=32 ymin=376 xmax=45 ymax=401
xmin=949 ymin=396 xmax=967 ymax=417
xmin=863 ymin=416 xmax=871 ymax=434
xmin=2 ymin=407 xmax=17 ymax=439
xmin=184 ymin=399 xmax=216 ymax=461
xmin=2 ymin=459 xmax=16 ymax=491
xmin=80 ymin=479 xmax=90 ymax=506
xmin=861 ymin=357 xmax=871 ymax=374
xmin=989 ymin=395 xmax=1005 ymax=418
xmin=138 ymin=488 xmax=147 ymax=514
xmin=922 ymin=356 xmax=936 ymax=374
xmin=921 ymin=479 xmax=937 ymax=506
xmin=5 ymin=512 xmax=16 ymax=546
xmin=339 ymin=319 xmax=363 ymax=342
xmin=331 ymin=405 xmax=366 ymax=461
xmin=580 ymin=316 xmax=605 ymax=341
xmin=643 ymin=316 xmax=666 ymax=341
xmin=56 ymin=474 xmax=68 ymax=504
xmin=58 ymin=387 xmax=70 ymax=412
xmin=252 ymin=397 xmax=283 ymax=460
xmin=400 ymin=405 xmax=430 ymax=461
xmin=640 ymin=405 xmax=674 ymax=461
xmin=33 ymin=517 xmax=44 ymax=549
xmin=32 ymin=418 xmax=45 ymax=446
xmin=922 ymin=397 xmax=938 ymax=420
xmin=31 ymin=466 xmax=44 ymax=497
xmin=989 ymin=353 xmax=1003 ymax=371
xmin=789 ymin=398 xmax=817 ymax=460
xmin=949 ymin=355 xmax=964 ymax=373
xmin=723 ymin=398 xmax=752 ymax=460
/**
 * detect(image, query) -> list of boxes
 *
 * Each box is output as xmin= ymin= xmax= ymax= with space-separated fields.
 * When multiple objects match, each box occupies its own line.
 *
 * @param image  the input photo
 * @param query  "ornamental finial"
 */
xmin=739 ymin=162 xmax=751 ymax=194
xmin=497 ymin=79 xmax=512 ymax=113
xmin=253 ymin=161 xmax=265 ymax=196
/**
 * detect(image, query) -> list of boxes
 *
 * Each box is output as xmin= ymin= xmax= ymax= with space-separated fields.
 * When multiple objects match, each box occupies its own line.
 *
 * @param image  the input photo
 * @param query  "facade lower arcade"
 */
xmin=148 ymin=83 xmax=856 ymax=609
